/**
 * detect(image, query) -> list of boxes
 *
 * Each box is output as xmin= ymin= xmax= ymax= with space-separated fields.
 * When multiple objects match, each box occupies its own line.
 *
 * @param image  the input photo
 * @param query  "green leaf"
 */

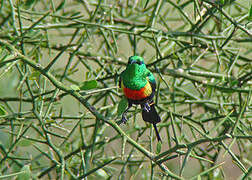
xmin=220 ymin=0 xmax=225 ymax=5
xmin=117 ymin=98 xmax=128 ymax=116
xmin=28 ymin=71 xmax=40 ymax=80
xmin=0 ymin=105 xmax=7 ymax=116
xmin=16 ymin=165 xmax=32 ymax=180
xmin=56 ymin=0 xmax=65 ymax=11
xmin=24 ymin=0 xmax=36 ymax=9
xmin=249 ymin=4 xmax=252 ymax=20
xmin=70 ymin=85 xmax=80 ymax=91
xmin=80 ymin=80 xmax=97 ymax=90
xmin=230 ymin=79 xmax=239 ymax=86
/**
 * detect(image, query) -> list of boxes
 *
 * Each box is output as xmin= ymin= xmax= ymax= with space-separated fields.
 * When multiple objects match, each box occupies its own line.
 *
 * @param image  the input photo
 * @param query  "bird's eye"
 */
xmin=128 ymin=59 xmax=136 ymax=64
xmin=136 ymin=61 xmax=143 ymax=65
xmin=128 ymin=58 xmax=143 ymax=65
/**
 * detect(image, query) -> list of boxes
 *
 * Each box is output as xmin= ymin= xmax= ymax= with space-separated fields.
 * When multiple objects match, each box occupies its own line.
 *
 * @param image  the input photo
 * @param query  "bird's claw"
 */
xmin=143 ymin=103 xmax=151 ymax=112
xmin=120 ymin=113 xmax=128 ymax=124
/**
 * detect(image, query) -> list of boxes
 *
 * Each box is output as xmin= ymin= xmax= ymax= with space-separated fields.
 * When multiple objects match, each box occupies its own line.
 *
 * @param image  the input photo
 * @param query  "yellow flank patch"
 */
xmin=143 ymin=81 xmax=152 ymax=96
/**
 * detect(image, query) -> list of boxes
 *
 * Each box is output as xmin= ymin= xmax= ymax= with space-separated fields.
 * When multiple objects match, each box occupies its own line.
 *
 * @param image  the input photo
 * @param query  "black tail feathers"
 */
xmin=153 ymin=123 xmax=162 ymax=142
xmin=141 ymin=103 xmax=161 ymax=141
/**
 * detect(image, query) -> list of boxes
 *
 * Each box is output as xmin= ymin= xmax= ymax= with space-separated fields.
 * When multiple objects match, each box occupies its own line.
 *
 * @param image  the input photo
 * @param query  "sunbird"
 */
xmin=119 ymin=56 xmax=161 ymax=141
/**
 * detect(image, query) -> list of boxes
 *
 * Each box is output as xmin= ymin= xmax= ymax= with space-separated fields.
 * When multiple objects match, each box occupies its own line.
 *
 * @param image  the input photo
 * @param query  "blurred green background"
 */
xmin=0 ymin=0 xmax=251 ymax=179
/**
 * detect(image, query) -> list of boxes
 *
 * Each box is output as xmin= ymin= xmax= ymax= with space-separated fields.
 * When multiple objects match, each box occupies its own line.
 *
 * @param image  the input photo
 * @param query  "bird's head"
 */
xmin=128 ymin=56 xmax=145 ymax=65
xmin=121 ymin=56 xmax=149 ymax=87
xmin=127 ymin=56 xmax=146 ymax=75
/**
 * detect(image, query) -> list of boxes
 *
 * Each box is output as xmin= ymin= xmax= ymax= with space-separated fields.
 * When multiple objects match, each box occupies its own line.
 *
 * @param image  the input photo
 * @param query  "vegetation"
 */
xmin=0 ymin=0 xmax=251 ymax=179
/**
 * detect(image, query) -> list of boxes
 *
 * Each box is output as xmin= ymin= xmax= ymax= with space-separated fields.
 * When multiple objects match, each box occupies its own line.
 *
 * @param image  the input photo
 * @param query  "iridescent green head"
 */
xmin=128 ymin=56 xmax=145 ymax=65
xmin=126 ymin=56 xmax=147 ymax=76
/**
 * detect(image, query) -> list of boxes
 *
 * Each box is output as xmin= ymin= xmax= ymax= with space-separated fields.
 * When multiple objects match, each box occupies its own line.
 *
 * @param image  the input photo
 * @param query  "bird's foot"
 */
xmin=119 ymin=113 xmax=128 ymax=124
xmin=143 ymin=103 xmax=151 ymax=112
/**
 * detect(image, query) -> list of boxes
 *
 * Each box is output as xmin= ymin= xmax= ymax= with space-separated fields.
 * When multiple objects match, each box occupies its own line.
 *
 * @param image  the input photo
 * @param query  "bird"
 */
xmin=119 ymin=56 xmax=161 ymax=141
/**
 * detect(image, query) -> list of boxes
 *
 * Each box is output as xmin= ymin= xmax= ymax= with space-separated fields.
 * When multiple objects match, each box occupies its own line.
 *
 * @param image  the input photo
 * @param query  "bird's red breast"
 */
xmin=121 ymin=81 xmax=152 ymax=100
